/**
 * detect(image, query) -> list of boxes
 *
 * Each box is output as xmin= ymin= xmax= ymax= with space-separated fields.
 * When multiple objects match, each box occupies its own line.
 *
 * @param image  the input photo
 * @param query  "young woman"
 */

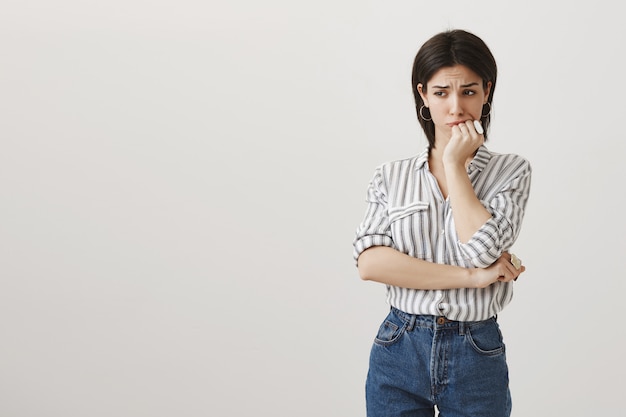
xmin=353 ymin=29 xmax=532 ymax=417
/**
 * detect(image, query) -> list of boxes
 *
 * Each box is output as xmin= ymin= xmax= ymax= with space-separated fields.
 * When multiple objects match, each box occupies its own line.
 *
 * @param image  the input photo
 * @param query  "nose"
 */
xmin=449 ymin=95 xmax=464 ymax=115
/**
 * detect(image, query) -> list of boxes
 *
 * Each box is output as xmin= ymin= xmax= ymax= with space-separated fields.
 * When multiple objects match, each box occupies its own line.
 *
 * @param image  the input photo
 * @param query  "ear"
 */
xmin=417 ymin=83 xmax=429 ymax=107
xmin=483 ymin=81 xmax=492 ymax=104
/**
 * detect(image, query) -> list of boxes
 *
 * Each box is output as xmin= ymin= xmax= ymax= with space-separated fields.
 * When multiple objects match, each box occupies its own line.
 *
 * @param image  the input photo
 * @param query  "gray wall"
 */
xmin=1 ymin=1 xmax=624 ymax=416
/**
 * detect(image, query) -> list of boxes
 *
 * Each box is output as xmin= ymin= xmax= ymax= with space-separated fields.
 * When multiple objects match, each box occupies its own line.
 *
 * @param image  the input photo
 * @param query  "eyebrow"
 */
xmin=432 ymin=82 xmax=480 ymax=89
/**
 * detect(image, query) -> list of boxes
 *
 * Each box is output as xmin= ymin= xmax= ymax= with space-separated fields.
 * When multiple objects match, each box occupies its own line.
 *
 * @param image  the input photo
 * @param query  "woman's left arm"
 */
xmin=448 ymin=155 xmax=532 ymax=268
xmin=442 ymin=122 xmax=532 ymax=267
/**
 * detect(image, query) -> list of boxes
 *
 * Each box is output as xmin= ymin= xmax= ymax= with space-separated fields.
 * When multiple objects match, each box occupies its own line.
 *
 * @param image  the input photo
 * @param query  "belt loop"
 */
xmin=406 ymin=314 xmax=416 ymax=332
xmin=458 ymin=321 xmax=466 ymax=336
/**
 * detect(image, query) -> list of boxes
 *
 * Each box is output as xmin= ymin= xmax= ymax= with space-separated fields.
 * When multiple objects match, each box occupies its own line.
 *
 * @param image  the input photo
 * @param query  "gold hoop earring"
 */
xmin=419 ymin=105 xmax=432 ymax=121
xmin=481 ymin=102 xmax=492 ymax=118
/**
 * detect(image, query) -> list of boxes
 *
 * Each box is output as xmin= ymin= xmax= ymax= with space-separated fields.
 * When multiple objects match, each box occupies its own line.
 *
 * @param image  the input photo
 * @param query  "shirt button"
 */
xmin=441 ymin=229 xmax=445 ymax=235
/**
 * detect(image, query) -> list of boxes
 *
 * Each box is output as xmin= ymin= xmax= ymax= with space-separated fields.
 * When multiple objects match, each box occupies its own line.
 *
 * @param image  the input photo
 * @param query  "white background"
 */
xmin=1 ymin=1 xmax=625 ymax=416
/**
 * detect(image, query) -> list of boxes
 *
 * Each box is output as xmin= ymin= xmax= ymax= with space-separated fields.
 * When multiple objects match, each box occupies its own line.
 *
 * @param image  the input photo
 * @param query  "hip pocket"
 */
xmin=465 ymin=318 xmax=505 ymax=356
xmin=373 ymin=310 xmax=408 ymax=347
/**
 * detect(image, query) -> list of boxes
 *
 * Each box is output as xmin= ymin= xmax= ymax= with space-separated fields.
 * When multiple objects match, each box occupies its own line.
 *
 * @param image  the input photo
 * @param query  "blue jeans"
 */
xmin=366 ymin=307 xmax=511 ymax=417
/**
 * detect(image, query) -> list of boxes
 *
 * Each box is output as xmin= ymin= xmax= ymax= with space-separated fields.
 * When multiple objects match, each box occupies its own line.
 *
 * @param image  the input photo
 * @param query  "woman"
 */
xmin=353 ymin=29 xmax=531 ymax=417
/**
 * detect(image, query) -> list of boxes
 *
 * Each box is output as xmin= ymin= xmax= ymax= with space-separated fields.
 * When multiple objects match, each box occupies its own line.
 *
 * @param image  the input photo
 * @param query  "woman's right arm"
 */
xmin=357 ymin=246 xmax=524 ymax=290
xmin=354 ymin=165 xmax=524 ymax=291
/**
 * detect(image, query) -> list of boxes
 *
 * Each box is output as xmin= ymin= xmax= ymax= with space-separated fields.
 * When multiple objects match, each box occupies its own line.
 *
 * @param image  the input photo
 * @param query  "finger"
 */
xmin=505 ymin=269 xmax=517 ymax=282
xmin=461 ymin=120 xmax=484 ymax=148
xmin=457 ymin=122 xmax=470 ymax=136
xmin=449 ymin=124 xmax=462 ymax=139
xmin=506 ymin=264 xmax=525 ymax=282
xmin=499 ymin=260 xmax=519 ymax=282
xmin=473 ymin=120 xmax=484 ymax=135
xmin=463 ymin=119 xmax=481 ymax=136
xmin=514 ymin=265 xmax=526 ymax=281
xmin=510 ymin=254 xmax=522 ymax=270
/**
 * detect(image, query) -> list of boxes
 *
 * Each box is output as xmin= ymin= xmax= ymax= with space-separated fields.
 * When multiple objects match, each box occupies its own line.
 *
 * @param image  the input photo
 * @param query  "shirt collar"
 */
xmin=414 ymin=145 xmax=492 ymax=172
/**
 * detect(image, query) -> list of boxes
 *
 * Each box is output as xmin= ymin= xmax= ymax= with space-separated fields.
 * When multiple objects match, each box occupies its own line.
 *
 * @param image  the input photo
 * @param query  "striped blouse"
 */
xmin=353 ymin=145 xmax=532 ymax=321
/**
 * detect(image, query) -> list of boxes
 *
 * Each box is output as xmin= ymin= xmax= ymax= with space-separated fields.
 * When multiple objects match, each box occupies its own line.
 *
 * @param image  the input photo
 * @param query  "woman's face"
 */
xmin=418 ymin=64 xmax=491 ymax=141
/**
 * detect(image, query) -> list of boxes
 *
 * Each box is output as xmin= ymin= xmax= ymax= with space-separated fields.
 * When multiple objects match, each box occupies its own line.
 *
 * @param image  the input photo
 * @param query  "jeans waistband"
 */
xmin=390 ymin=306 xmax=495 ymax=334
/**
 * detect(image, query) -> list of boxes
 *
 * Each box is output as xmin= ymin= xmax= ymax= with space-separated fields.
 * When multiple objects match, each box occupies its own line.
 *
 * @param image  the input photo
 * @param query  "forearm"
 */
xmin=357 ymin=246 xmax=476 ymax=290
xmin=445 ymin=163 xmax=491 ymax=243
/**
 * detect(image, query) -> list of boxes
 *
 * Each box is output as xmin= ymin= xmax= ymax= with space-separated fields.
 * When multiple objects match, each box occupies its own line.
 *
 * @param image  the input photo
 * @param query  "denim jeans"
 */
xmin=366 ymin=307 xmax=511 ymax=417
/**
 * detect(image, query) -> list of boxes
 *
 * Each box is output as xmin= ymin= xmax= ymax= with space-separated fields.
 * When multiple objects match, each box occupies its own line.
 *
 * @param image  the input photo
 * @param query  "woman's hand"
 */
xmin=470 ymin=251 xmax=525 ymax=288
xmin=443 ymin=120 xmax=484 ymax=166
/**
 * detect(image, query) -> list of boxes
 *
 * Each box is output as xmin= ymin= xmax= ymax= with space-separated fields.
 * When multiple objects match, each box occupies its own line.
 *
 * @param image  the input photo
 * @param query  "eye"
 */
xmin=463 ymin=90 xmax=477 ymax=96
xmin=434 ymin=91 xmax=446 ymax=97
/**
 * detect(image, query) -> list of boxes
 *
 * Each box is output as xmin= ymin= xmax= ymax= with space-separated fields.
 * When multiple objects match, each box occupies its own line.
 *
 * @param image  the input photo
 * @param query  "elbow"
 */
xmin=356 ymin=248 xmax=378 ymax=281
xmin=357 ymin=264 xmax=373 ymax=281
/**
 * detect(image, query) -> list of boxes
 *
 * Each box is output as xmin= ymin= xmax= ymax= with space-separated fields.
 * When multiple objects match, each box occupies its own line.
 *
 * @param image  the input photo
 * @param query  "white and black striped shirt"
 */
xmin=353 ymin=145 xmax=532 ymax=321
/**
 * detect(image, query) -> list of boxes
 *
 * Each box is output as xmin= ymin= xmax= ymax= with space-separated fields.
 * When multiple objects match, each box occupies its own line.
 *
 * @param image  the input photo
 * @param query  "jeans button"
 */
xmin=437 ymin=317 xmax=445 ymax=325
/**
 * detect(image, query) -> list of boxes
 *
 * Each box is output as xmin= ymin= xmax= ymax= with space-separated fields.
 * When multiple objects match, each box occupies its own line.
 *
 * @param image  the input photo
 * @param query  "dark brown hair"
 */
xmin=411 ymin=29 xmax=497 ymax=148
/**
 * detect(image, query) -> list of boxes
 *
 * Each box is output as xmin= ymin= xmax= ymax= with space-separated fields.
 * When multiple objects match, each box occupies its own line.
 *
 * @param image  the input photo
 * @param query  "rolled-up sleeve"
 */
xmin=352 ymin=167 xmax=394 ymax=265
xmin=457 ymin=157 xmax=532 ymax=268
